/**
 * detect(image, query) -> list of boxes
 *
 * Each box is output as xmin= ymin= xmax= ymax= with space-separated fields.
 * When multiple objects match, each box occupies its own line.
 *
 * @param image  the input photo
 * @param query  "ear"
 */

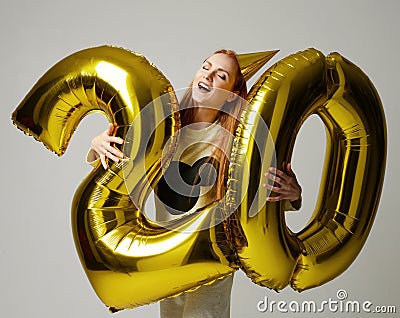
xmin=226 ymin=90 xmax=239 ymax=103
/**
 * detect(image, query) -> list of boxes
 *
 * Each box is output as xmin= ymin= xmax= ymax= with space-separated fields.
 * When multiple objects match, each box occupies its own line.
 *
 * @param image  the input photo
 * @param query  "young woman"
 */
xmin=87 ymin=50 xmax=302 ymax=318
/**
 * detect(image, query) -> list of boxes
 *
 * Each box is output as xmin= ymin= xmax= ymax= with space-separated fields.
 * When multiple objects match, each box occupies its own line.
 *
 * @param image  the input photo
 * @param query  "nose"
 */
xmin=203 ymin=69 xmax=213 ymax=82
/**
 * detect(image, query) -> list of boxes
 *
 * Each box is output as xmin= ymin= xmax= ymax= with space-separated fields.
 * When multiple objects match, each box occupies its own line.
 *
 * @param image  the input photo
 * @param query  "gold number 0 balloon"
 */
xmin=227 ymin=48 xmax=386 ymax=291
xmin=11 ymin=46 xmax=238 ymax=311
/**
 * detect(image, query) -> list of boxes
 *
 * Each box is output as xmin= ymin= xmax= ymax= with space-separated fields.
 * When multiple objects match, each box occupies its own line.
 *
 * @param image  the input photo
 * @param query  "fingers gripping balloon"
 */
xmin=11 ymin=46 xmax=386 ymax=311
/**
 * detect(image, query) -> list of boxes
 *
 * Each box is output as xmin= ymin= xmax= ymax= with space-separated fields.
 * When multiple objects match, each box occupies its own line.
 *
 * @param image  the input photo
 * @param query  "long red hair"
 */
xmin=179 ymin=49 xmax=248 ymax=200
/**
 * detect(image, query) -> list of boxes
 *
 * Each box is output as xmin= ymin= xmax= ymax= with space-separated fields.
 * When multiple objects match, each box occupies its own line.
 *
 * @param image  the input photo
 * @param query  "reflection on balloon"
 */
xmin=11 ymin=45 xmax=386 ymax=311
xmin=290 ymin=51 xmax=386 ymax=291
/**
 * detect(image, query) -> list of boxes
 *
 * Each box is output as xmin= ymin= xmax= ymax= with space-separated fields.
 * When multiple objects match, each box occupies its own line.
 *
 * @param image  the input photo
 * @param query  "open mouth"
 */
xmin=198 ymin=82 xmax=211 ymax=92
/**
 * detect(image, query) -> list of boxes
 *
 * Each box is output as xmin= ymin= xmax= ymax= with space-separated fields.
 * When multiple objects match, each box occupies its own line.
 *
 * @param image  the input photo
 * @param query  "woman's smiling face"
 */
xmin=191 ymin=53 xmax=239 ymax=108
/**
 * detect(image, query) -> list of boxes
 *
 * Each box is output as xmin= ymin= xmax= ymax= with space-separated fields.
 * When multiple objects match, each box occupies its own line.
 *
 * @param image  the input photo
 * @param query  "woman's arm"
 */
xmin=88 ymin=123 xmax=124 ymax=169
xmin=263 ymin=162 xmax=302 ymax=210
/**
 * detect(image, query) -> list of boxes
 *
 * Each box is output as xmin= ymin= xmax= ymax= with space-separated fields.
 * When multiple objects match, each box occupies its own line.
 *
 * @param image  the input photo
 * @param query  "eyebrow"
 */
xmin=203 ymin=60 xmax=230 ymax=76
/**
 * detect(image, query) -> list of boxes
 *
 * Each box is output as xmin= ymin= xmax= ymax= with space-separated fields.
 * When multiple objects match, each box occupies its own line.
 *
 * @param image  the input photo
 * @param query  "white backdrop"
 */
xmin=1 ymin=0 xmax=398 ymax=317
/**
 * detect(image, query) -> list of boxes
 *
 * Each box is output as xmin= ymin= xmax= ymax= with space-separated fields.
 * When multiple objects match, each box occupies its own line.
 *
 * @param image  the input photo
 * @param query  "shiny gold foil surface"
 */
xmin=226 ymin=48 xmax=386 ymax=292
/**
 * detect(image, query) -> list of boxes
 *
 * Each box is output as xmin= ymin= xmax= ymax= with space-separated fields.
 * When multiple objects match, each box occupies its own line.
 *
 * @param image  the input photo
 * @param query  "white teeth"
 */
xmin=198 ymin=82 xmax=211 ymax=91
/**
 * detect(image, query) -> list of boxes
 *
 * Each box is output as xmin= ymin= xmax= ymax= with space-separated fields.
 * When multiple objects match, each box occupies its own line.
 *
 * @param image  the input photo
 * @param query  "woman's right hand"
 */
xmin=90 ymin=123 xmax=124 ymax=169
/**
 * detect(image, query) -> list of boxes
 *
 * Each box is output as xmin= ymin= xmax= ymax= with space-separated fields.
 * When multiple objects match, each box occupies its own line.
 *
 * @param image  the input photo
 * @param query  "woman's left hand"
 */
xmin=263 ymin=162 xmax=302 ymax=203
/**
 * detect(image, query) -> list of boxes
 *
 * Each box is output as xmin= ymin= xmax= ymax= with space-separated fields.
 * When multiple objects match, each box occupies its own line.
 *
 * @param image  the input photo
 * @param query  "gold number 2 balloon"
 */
xmin=11 ymin=46 xmax=386 ymax=311
xmin=12 ymin=45 xmax=243 ymax=311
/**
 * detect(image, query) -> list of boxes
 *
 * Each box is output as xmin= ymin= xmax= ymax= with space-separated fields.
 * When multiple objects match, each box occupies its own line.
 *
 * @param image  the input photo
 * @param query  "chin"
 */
xmin=192 ymin=88 xmax=225 ymax=109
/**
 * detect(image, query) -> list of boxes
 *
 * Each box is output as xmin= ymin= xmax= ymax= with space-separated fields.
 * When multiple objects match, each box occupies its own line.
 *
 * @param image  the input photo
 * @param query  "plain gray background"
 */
xmin=1 ymin=0 xmax=398 ymax=317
